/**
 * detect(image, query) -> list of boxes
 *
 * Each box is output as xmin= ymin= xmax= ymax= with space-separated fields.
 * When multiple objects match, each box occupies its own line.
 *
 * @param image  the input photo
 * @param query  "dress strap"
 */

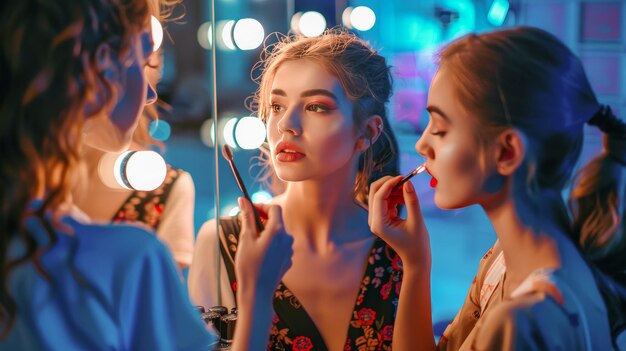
xmin=218 ymin=216 xmax=240 ymax=303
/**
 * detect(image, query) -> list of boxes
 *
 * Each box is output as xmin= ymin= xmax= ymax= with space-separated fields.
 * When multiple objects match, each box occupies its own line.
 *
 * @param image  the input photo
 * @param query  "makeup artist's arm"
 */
xmin=369 ymin=176 xmax=436 ymax=351
xmin=231 ymin=198 xmax=293 ymax=351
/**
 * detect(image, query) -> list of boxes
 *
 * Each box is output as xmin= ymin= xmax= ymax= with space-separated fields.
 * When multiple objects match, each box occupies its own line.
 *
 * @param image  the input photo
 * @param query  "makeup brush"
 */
xmin=221 ymin=144 xmax=264 ymax=232
xmin=391 ymin=163 xmax=427 ymax=192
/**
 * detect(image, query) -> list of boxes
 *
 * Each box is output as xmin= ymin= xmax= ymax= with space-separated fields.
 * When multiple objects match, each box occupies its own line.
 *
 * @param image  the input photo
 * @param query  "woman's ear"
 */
xmin=496 ymin=128 xmax=526 ymax=176
xmin=355 ymin=115 xmax=383 ymax=152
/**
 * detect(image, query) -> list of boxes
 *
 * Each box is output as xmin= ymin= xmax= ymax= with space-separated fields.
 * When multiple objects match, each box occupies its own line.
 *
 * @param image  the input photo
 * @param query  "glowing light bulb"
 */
xmin=197 ymin=22 xmax=213 ymax=50
xmin=350 ymin=6 xmax=376 ymax=31
xmin=115 ymin=151 xmax=167 ymax=191
xmin=251 ymin=190 xmax=273 ymax=204
xmin=223 ymin=117 xmax=238 ymax=148
xmin=227 ymin=206 xmax=241 ymax=216
xmin=200 ymin=119 xmax=215 ymax=147
xmin=487 ymin=0 xmax=509 ymax=26
xmin=298 ymin=11 xmax=326 ymax=37
xmin=235 ymin=117 xmax=266 ymax=150
xmin=149 ymin=120 xmax=171 ymax=141
xmin=151 ymin=16 xmax=164 ymax=52
xmin=342 ymin=7 xmax=353 ymax=28
xmin=218 ymin=20 xmax=236 ymax=51
xmin=233 ymin=18 xmax=264 ymax=50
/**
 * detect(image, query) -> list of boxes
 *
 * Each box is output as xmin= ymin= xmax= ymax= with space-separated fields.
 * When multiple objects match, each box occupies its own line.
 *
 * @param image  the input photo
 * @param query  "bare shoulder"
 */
xmin=196 ymin=218 xmax=219 ymax=247
xmin=170 ymin=170 xmax=194 ymax=194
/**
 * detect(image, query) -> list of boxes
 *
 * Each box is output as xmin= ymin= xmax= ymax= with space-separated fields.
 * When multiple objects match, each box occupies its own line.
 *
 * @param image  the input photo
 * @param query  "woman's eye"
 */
xmin=430 ymin=131 xmax=446 ymax=137
xmin=271 ymin=104 xmax=282 ymax=113
xmin=306 ymin=104 xmax=328 ymax=113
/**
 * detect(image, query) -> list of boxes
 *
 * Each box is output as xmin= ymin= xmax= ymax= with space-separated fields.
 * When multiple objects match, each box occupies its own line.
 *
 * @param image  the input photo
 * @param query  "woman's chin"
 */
xmin=434 ymin=195 xmax=466 ymax=211
xmin=83 ymin=136 xmax=132 ymax=153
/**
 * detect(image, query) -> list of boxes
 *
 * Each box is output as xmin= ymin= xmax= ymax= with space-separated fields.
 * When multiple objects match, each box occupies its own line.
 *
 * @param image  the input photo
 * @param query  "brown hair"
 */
xmin=249 ymin=29 xmax=399 ymax=205
xmin=0 ymin=0 xmax=156 ymax=337
xmin=439 ymin=26 xmax=625 ymax=338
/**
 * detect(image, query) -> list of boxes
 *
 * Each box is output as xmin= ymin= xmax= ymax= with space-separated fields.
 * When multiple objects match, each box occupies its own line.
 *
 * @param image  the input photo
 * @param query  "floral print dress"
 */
xmin=218 ymin=217 xmax=403 ymax=351
xmin=113 ymin=165 xmax=181 ymax=229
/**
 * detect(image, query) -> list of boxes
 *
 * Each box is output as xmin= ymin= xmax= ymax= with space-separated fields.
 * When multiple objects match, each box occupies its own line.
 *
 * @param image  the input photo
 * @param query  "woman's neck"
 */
xmin=483 ymin=188 xmax=569 ymax=291
xmin=277 ymin=174 xmax=371 ymax=252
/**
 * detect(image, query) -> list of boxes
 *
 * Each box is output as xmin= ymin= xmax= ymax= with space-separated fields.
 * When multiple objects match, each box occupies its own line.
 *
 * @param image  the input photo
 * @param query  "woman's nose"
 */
xmin=415 ymin=133 xmax=433 ymax=159
xmin=277 ymin=108 xmax=302 ymax=136
xmin=145 ymin=82 xmax=157 ymax=105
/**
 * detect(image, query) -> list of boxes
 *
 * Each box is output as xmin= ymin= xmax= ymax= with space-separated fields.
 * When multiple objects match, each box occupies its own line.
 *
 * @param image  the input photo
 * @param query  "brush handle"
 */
xmin=391 ymin=164 xmax=425 ymax=192
xmin=227 ymin=159 xmax=264 ymax=232
xmin=391 ymin=169 xmax=418 ymax=192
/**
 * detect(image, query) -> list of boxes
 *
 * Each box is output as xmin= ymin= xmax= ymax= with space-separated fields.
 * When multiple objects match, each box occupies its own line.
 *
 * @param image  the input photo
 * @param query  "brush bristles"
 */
xmin=221 ymin=144 xmax=234 ymax=161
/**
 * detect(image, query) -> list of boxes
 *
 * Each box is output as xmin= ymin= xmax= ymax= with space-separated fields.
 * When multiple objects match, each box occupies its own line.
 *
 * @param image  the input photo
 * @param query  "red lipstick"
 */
xmin=275 ymin=141 xmax=305 ymax=162
xmin=425 ymin=167 xmax=438 ymax=188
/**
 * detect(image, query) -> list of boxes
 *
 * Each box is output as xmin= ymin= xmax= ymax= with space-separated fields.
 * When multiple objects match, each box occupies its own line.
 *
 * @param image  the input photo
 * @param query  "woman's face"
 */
xmin=415 ymin=67 xmax=498 ymax=209
xmin=266 ymin=59 xmax=360 ymax=183
xmin=82 ymin=29 xmax=157 ymax=152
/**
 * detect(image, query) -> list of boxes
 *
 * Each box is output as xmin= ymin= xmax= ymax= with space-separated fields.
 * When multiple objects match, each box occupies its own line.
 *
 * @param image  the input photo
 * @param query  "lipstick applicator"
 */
xmin=391 ymin=163 xmax=427 ymax=192
xmin=221 ymin=144 xmax=264 ymax=232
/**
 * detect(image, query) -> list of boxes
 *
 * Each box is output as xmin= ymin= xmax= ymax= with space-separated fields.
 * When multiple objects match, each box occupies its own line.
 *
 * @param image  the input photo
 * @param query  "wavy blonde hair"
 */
xmin=248 ymin=29 xmax=399 ymax=205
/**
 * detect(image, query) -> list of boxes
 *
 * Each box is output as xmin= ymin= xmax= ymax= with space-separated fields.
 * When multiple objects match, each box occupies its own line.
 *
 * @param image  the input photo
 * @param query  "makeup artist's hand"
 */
xmin=368 ymin=176 xmax=431 ymax=270
xmin=235 ymin=197 xmax=293 ymax=298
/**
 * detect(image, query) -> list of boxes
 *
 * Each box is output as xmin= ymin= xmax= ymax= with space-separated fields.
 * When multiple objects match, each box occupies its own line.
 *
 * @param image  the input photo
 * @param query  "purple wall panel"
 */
xmin=393 ymin=88 xmax=428 ymax=133
xmin=580 ymin=55 xmax=621 ymax=95
xmin=580 ymin=2 xmax=622 ymax=42
xmin=524 ymin=2 xmax=568 ymax=42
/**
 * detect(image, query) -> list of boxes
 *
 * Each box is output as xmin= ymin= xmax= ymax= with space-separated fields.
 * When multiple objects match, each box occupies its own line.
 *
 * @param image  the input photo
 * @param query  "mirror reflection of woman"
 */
xmin=189 ymin=31 xmax=407 ymax=351
xmin=0 ymin=0 xmax=292 ymax=349
xmin=369 ymin=27 xmax=626 ymax=350
xmin=74 ymin=0 xmax=195 ymax=271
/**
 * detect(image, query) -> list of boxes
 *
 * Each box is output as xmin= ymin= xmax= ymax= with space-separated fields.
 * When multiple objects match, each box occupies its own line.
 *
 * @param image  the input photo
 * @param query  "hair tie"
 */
xmin=588 ymin=105 xmax=626 ymax=166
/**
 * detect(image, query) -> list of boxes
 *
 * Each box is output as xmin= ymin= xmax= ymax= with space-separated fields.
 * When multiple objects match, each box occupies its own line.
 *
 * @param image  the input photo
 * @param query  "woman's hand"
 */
xmin=368 ymin=176 xmax=431 ymax=270
xmin=235 ymin=197 xmax=293 ymax=299
xmin=233 ymin=197 xmax=293 ymax=351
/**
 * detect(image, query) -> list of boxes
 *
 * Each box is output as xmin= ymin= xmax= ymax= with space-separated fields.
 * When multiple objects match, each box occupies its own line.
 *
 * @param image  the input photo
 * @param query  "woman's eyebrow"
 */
xmin=426 ymin=105 xmax=451 ymax=122
xmin=270 ymin=89 xmax=337 ymax=101
xmin=300 ymin=89 xmax=336 ymax=100
xmin=270 ymin=89 xmax=286 ymax=96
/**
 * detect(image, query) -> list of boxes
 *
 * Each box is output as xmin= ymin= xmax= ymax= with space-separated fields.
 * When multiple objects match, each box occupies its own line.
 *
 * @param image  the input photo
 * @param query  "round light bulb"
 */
xmin=251 ymin=190 xmax=273 ymax=204
xmin=233 ymin=18 xmax=264 ymax=50
xmin=350 ymin=6 xmax=376 ymax=31
xmin=116 ymin=151 xmax=167 ymax=191
xmin=223 ymin=117 xmax=238 ymax=148
xmin=218 ymin=20 xmax=236 ymax=51
xmin=197 ymin=22 xmax=213 ymax=50
xmin=298 ymin=11 xmax=326 ymax=37
xmin=151 ymin=16 xmax=164 ymax=52
xmin=235 ymin=117 xmax=266 ymax=150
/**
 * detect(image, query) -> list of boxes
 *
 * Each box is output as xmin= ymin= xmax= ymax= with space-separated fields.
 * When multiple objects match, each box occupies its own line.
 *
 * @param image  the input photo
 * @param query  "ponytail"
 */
xmin=569 ymin=105 xmax=626 ymax=340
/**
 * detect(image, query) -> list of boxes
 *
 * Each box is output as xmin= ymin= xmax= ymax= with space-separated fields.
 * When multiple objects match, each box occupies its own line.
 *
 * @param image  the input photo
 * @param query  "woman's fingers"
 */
xmin=238 ymin=197 xmax=258 ymax=239
xmin=402 ymin=181 xmax=422 ymax=225
xmin=368 ymin=176 xmax=399 ymax=226
xmin=262 ymin=205 xmax=284 ymax=240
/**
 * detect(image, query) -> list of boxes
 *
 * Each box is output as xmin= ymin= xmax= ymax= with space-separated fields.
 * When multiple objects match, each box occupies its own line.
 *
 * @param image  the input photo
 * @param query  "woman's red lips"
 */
xmin=430 ymin=178 xmax=438 ymax=188
xmin=425 ymin=166 xmax=438 ymax=188
xmin=275 ymin=141 xmax=305 ymax=162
